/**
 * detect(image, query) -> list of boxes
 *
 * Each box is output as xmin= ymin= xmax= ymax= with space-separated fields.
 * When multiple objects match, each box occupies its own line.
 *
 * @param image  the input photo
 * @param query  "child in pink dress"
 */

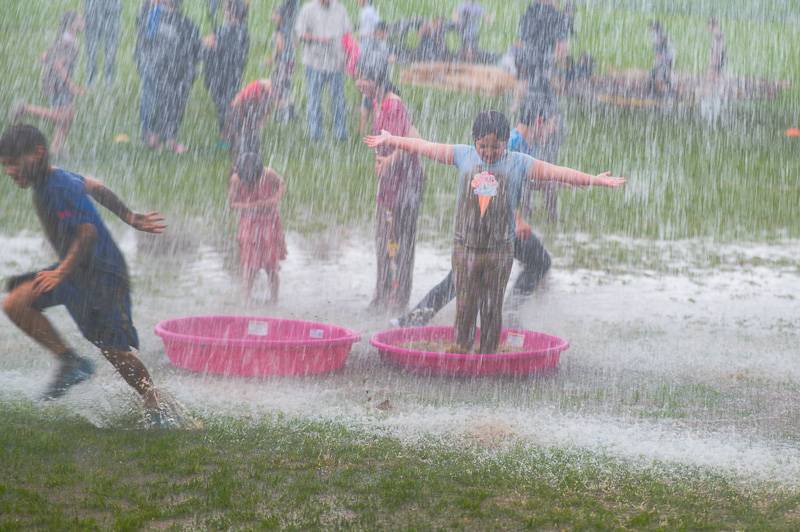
xmin=228 ymin=152 xmax=287 ymax=302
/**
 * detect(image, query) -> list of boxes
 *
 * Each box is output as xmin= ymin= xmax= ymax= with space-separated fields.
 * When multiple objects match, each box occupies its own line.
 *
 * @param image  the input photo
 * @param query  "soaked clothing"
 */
xmin=453 ymin=242 xmax=514 ymax=353
xmin=452 ymin=146 xmax=533 ymax=246
xmin=204 ymin=21 xmax=249 ymax=132
xmin=33 ymin=266 xmax=139 ymax=351
xmin=450 ymin=146 xmax=536 ymax=353
xmin=31 ymin=169 xmax=137 ymax=351
xmin=371 ymin=97 xmax=425 ymax=311
xmin=42 ymin=32 xmax=80 ymax=107
xmin=230 ymin=172 xmax=287 ymax=275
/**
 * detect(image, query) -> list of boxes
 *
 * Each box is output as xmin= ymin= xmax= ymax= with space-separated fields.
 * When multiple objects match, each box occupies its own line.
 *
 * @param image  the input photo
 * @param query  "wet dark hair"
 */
xmin=472 ymin=110 xmax=510 ymax=142
xmin=58 ymin=11 xmax=80 ymax=36
xmin=234 ymin=152 xmax=264 ymax=185
xmin=0 ymin=124 xmax=49 ymax=160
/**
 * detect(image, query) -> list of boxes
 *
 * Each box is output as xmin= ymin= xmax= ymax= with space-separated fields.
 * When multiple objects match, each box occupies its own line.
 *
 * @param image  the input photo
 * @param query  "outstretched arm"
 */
xmin=364 ymin=129 xmax=454 ymax=165
xmin=33 ymin=224 xmax=97 ymax=295
xmin=529 ymin=160 xmax=626 ymax=188
xmin=84 ymin=176 xmax=166 ymax=233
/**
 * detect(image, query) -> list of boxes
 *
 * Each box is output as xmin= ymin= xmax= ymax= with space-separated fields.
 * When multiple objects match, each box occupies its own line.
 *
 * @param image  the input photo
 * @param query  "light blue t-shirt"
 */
xmin=452 ymin=145 xmax=536 ymax=245
xmin=508 ymin=129 xmax=540 ymax=158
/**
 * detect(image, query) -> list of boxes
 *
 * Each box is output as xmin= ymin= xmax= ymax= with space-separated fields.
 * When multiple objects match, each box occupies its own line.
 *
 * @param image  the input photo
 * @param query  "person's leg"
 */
xmin=84 ymin=14 xmax=101 ymax=85
xmin=169 ymin=81 xmax=192 ymax=149
xmin=100 ymin=348 xmax=156 ymax=399
xmin=103 ymin=8 xmax=122 ymax=83
xmin=140 ymin=74 xmax=158 ymax=144
xmin=266 ymin=266 xmax=280 ymax=303
xmin=304 ymin=67 xmax=324 ymax=140
xmin=512 ymin=232 xmax=551 ymax=296
xmin=453 ymin=245 xmax=481 ymax=351
xmin=328 ymin=71 xmax=347 ymax=141
xmin=49 ymin=105 xmax=75 ymax=156
xmin=391 ymin=196 xmax=421 ymax=312
xmin=371 ymin=205 xmax=396 ymax=309
xmin=3 ymin=281 xmax=70 ymax=356
xmin=478 ymin=246 xmax=514 ymax=354
xmin=4 ymin=278 xmax=96 ymax=398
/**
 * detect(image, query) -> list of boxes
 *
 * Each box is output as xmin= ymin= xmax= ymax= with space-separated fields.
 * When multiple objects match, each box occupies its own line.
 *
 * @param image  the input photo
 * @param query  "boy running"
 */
xmin=1 ymin=124 xmax=170 ymax=422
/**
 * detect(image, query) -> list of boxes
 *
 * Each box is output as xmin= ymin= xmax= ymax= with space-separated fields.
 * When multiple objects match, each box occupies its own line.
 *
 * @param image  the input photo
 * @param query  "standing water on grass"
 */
xmin=1 ymin=0 xmax=799 ymax=486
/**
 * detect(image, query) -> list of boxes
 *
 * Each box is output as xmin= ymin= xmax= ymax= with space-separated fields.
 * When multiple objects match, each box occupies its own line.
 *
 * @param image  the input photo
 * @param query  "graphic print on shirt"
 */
xmin=454 ymin=164 xmax=509 ymax=249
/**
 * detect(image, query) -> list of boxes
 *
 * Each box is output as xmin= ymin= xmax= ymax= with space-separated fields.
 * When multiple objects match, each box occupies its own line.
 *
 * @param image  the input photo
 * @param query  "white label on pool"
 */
xmin=248 ymin=321 xmax=269 ymax=336
xmin=506 ymin=332 xmax=525 ymax=349
xmin=309 ymin=329 xmax=325 ymax=339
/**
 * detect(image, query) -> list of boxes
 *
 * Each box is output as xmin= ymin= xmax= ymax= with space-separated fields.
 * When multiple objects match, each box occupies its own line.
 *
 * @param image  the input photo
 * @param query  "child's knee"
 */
xmin=2 ymin=286 xmax=35 ymax=318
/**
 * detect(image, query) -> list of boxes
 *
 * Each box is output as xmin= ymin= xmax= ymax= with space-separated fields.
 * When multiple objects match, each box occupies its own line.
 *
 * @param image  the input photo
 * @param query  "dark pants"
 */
xmin=408 ymin=232 xmax=551 ymax=322
xmin=151 ymin=79 xmax=193 ymax=141
xmin=210 ymin=83 xmax=238 ymax=134
xmin=452 ymin=243 xmax=514 ymax=354
xmin=372 ymin=198 xmax=421 ymax=312
xmin=84 ymin=0 xmax=121 ymax=84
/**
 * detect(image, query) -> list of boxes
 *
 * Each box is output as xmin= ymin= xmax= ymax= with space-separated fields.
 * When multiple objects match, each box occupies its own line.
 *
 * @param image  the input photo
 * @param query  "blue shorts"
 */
xmin=32 ymin=267 xmax=139 ymax=352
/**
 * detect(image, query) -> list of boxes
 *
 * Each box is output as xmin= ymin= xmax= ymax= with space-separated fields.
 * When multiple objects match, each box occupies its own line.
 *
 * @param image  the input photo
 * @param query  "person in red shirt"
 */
xmin=357 ymin=58 xmax=426 ymax=312
xmin=228 ymin=152 xmax=287 ymax=302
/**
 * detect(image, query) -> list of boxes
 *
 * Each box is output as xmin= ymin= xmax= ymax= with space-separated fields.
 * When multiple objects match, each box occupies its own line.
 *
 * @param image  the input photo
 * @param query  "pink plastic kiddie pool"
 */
xmin=155 ymin=316 xmax=360 ymax=376
xmin=370 ymin=326 xmax=569 ymax=376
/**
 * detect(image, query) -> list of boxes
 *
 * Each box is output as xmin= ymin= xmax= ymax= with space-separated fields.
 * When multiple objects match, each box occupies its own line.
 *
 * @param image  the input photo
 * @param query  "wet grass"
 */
xmin=2 ymin=401 xmax=800 ymax=530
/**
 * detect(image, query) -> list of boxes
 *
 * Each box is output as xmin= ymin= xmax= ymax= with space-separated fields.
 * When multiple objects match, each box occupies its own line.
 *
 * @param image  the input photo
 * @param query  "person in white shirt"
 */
xmin=357 ymin=0 xmax=380 ymax=42
xmin=294 ymin=0 xmax=352 ymax=140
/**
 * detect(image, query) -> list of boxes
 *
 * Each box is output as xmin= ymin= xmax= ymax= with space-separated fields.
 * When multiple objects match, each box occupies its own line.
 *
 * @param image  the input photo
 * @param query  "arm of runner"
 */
xmin=84 ymin=176 xmax=166 ymax=233
xmin=33 ymin=223 xmax=97 ymax=295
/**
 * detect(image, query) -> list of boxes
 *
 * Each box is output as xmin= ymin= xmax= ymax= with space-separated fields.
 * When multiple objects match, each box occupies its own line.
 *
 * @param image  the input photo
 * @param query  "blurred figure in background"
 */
xmin=357 ymin=57 xmax=426 ymax=312
xmin=203 ymin=0 xmax=250 ymax=145
xmin=135 ymin=0 xmax=201 ymax=153
xmin=515 ymin=0 xmax=570 ymax=104
xmin=269 ymin=0 xmax=300 ymax=123
xmin=83 ymin=0 xmax=121 ymax=86
xmin=294 ymin=0 xmax=352 ymax=141
xmin=648 ymin=20 xmax=674 ymax=95
xmin=10 ymin=11 xmax=85 ymax=157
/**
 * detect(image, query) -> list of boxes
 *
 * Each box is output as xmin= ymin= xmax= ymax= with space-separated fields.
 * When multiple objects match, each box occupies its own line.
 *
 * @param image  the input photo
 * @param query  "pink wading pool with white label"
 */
xmin=370 ymin=326 xmax=569 ymax=376
xmin=155 ymin=316 xmax=360 ymax=376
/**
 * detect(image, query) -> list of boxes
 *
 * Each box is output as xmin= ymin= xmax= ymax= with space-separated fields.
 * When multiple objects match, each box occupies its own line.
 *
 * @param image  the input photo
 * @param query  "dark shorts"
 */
xmin=30 ymin=268 xmax=139 ymax=351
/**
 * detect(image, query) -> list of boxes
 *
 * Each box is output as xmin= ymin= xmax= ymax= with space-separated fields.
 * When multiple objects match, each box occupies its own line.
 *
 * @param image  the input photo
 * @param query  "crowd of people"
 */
xmin=0 ymin=0 xmax=628 ymax=423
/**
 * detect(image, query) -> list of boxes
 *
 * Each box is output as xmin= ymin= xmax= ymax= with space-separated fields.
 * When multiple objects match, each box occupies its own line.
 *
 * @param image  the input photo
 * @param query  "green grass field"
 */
xmin=3 ymin=402 xmax=800 ymax=530
xmin=1 ymin=1 xmax=799 ymax=529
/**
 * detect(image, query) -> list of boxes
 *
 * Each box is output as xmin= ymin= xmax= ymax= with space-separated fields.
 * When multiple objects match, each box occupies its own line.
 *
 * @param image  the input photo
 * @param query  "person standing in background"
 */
xmin=269 ymin=0 xmax=300 ymax=123
xmin=294 ymin=0 xmax=352 ymax=141
xmin=83 ymin=0 xmax=121 ymax=86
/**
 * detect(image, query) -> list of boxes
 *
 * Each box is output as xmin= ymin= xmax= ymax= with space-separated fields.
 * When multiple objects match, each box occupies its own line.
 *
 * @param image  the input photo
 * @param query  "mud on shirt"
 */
xmin=451 ymin=145 xmax=536 ymax=249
